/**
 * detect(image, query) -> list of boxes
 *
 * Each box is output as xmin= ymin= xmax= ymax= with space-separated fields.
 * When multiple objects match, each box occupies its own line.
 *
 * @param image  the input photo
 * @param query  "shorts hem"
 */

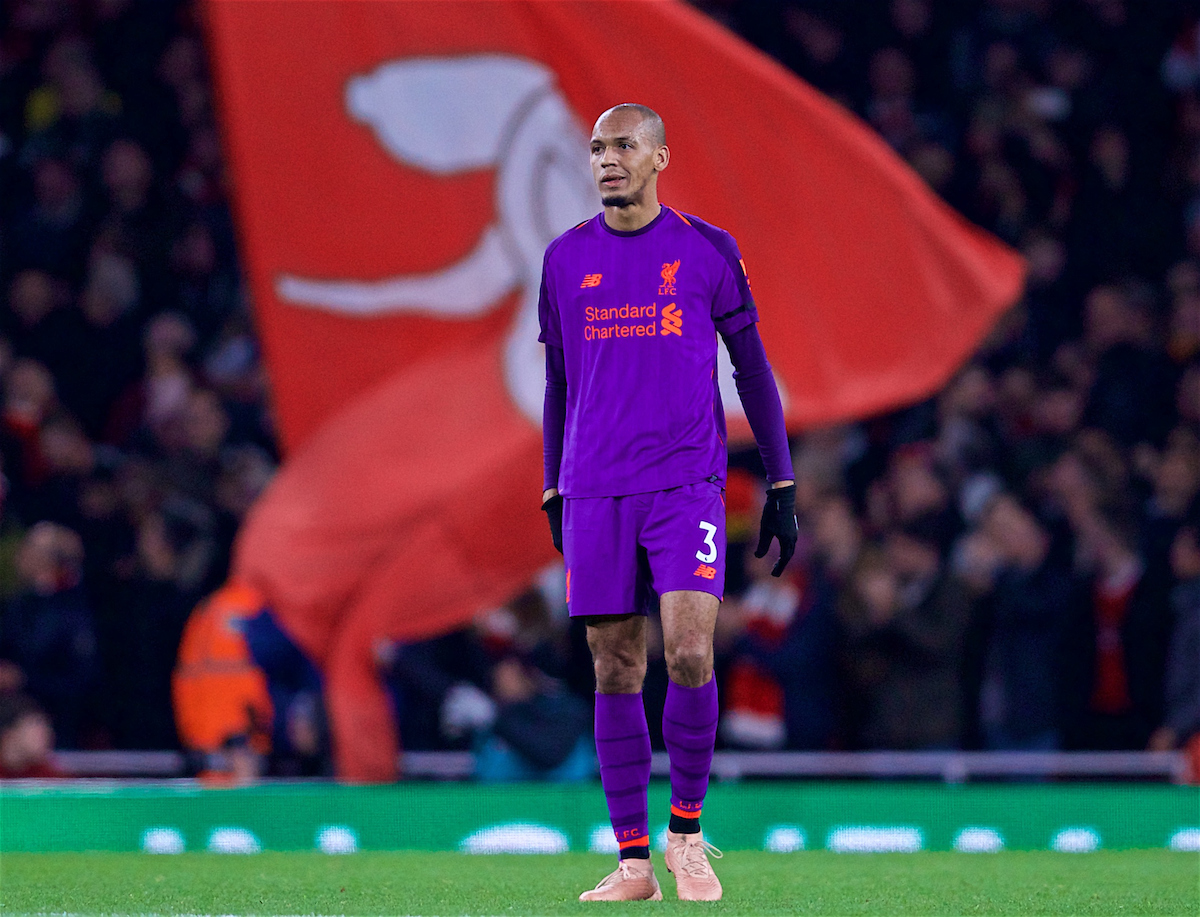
xmin=654 ymin=581 xmax=724 ymax=602
xmin=567 ymin=607 xmax=651 ymax=618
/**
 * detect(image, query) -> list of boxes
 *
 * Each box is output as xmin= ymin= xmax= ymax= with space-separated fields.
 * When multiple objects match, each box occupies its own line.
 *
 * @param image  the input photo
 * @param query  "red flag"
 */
xmin=206 ymin=0 xmax=1024 ymax=780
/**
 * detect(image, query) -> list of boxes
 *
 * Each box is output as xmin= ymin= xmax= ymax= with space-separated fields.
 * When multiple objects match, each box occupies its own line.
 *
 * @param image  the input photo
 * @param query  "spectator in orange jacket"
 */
xmin=172 ymin=580 xmax=272 ymax=783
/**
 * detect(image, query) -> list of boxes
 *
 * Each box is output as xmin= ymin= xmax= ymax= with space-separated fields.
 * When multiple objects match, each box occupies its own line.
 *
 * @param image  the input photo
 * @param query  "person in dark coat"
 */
xmin=0 ymin=522 xmax=97 ymax=748
xmin=1061 ymin=508 xmax=1171 ymax=749
xmin=109 ymin=503 xmax=210 ymax=749
xmin=1149 ymin=521 xmax=1200 ymax=765
xmin=975 ymin=494 xmax=1078 ymax=750
xmin=721 ymin=548 xmax=839 ymax=751
xmin=838 ymin=512 xmax=972 ymax=750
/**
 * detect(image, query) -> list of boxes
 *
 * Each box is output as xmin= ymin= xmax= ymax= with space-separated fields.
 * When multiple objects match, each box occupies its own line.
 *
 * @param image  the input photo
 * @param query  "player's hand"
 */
xmin=755 ymin=483 xmax=797 ymax=576
xmin=542 ymin=493 xmax=564 ymax=553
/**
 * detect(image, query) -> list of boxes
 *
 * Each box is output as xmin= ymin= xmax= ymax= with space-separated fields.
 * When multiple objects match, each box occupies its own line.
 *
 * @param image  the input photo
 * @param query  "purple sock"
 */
xmin=594 ymin=691 xmax=652 ymax=858
xmin=662 ymin=678 xmax=718 ymax=831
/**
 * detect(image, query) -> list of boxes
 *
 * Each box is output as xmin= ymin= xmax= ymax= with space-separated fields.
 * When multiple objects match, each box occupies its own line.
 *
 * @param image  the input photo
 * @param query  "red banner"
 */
xmin=206 ymin=0 xmax=1024 ymax=780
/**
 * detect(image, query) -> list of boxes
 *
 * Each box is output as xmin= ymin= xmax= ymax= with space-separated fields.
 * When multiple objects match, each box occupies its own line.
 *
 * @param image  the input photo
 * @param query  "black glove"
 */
xmin=754 ymin=483 xmax=797 ymax=577
xmin=542 ymin=493 xmax=564 ymax=554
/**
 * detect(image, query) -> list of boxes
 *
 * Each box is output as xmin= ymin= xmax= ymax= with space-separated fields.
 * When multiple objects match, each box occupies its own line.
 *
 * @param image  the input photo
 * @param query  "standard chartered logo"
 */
xmin=661 ymin=303 xmax=682 ymax=336
xmin=583 ymin=302 xmax=682 ymax=341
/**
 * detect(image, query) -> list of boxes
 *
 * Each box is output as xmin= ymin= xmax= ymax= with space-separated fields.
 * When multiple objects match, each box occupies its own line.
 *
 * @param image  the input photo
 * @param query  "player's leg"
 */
xmin=579 ymin=615 xmax=661 ymax=901
xmin=658 ymin=589 xmax=723 ymax=900
xmin=660 ymin=589 xmax=720 ymax=825
xmin=642 ymin=482 xmax=726 ymax=900
xmin=587 ymin=615 xmax=652 ymax=849
xmin=565 ymin=495 xmax=661 ymax=902
xmin=645 ymin=483 xmax=725 ymax=829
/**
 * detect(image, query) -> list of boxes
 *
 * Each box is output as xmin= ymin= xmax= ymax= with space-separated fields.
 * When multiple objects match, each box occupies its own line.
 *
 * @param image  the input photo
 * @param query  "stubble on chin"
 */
xmin=601 ymin=192 xmax=636 ymax=208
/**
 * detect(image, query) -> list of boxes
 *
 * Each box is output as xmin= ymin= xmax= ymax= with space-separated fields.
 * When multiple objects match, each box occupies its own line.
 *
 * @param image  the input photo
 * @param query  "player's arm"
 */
xmin=723 ymin=323 xmax=792 ymax=486
xmin=703 ymin=226 xmax=795 ymax=573
xmin=541 ymin=342 xmax=566 ymax=552
xmin=722 ymin=323 xmax=797 ymax=576
xmin=537 ymin=254 xmax=565 ymax=552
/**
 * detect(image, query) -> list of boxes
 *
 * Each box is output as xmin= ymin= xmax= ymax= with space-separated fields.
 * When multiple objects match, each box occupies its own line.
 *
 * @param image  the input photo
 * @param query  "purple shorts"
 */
xmin=563 ymin=481 xmax=726 ymax=617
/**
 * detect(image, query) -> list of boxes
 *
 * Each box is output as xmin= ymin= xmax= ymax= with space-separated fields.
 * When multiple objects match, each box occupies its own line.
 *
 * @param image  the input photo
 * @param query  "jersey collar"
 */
xmin=598 ymin=205 xmax=667 ymax=237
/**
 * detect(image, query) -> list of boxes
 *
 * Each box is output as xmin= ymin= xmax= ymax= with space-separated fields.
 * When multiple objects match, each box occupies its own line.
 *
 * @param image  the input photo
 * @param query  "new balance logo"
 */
xmin=661 ymin=302 xmax=682 ymax=336
xmin=659 ymin=259 xmax=679 ymax=295
xmin=693 ymin=564 xmax=717 ymax=580
xmin=580 ymin=273 xmax=602 ymax=288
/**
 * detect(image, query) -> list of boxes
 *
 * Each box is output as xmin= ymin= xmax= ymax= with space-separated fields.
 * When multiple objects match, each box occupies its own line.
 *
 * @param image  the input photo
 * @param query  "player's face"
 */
xmin=590 ymin=111 xmax=666 ymax=208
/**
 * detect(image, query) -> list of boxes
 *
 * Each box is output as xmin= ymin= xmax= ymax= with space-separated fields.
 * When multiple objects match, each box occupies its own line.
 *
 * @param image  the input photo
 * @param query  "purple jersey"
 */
xmin=538 ymin=206 xmax=757 ymax=498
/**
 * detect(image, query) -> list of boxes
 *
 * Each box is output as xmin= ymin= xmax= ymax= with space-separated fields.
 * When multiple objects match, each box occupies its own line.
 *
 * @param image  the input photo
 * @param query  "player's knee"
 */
xmin=592 ymin=647 xmax=646 ymax=693
xmin=664 ymin=639 xmax=712 ymax=687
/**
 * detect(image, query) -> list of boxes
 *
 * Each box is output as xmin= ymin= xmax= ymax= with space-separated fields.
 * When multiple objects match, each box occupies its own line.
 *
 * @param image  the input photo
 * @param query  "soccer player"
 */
xmin=539 ymin=104 xmax=796 ymax=902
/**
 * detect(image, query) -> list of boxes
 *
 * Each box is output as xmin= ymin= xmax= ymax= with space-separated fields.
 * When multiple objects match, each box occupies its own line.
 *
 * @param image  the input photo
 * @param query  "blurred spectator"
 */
xmin=172 ymin=582 xmax=273 ymax=784
xmin=0 ymin=456 xmax=26 ymax=601
xmin=1060 ymin=507 xmax=1171 ymax=749
xmin=1068 ymin=128 xmax=1171 ymax=288
xmin=98 ymin=138 xmax=175 ymax=302
xmin=0 ymin=521 xmax=96 ymax=748
xmin=20 ymin=34 xmax=121 ymax=174
xmin=109 ymin=497 xmax=213 ymax=748
xmin=7 ymin=157 xmax=91 ymax=278
xmin=27 ymin=414 xmax=93 ymax=526
xmin=971 ymin=494 xmax=1075 ymax=751
xmin=170 ymin=221 xmax=238 ymax=341
xmin=4 ymin=271 xmax=76 ymax=388
xmin=0 ymin=691 xmax=59 ymax=779
xmin=1140 ymin=427 xmax=1200 ymax=586
xmin=1148 ymin=519 xmax=1200 ymax=769
xmin=838 ymin=512 xmax=972 ymax=749
xmin=776 ymin=7 xmax=864 ymax=109
xmin=1078 ymin=284 xmax=1177 ymax=447
xmin=474 ymin=653 xmax=593 ymax=781
xmin=381 ymin=590 xmax=594 ymax=779
xmin=382 ymin=627 xmax=497 ymax=753
xmin=66 ymin=248 xmax=143 ymax=436
xmin=718 ymin=492 xmax=843 ymax=750
xmin=718 ymin=575 xmax=793 ymax=750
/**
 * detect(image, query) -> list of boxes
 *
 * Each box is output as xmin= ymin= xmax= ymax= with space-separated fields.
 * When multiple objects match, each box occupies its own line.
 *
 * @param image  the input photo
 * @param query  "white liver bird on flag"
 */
xmin=276 ymin=54 xmax=765 ymax=424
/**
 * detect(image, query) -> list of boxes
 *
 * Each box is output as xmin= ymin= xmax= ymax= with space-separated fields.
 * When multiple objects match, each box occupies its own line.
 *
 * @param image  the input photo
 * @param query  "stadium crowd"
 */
xmin=0 ymin=0 xmax=1198 ymax=778
xmin=0 ymin=0 xmax=275 ymax=768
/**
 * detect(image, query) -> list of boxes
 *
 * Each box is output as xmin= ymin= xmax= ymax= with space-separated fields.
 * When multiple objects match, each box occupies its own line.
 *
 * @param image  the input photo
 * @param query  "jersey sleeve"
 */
xmin=543 ymin=343 xmax=567 ymax=491
xmin=537 ymin=249 xmax=562 ymax=348
xmin=723 ymin=323 xmax=794 ymax=484
xmin=697 ymin=224 xmax=758 ymax=337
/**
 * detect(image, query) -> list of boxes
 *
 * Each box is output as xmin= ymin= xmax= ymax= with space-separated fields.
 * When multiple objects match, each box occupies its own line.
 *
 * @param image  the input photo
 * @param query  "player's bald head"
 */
xmin=595 ymin=103 xmax=666 ymax=147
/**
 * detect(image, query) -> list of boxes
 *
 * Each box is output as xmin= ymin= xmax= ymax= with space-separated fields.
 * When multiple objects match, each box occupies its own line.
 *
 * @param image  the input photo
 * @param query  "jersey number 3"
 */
xmin=696 ymin=521 xmax=719 ymax=563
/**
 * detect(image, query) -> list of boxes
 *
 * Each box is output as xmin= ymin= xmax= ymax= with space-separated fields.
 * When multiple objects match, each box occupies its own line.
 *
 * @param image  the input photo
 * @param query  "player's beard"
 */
xmin=600 ymin=176 xmax=646 ymax=209
xmin=601 ymin=191 xmax=638 ymax=208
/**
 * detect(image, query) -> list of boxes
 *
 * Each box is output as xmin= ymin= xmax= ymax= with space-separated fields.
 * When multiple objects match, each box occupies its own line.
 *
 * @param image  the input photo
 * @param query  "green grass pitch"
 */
xmin=1 ymin=850 xmax=1196 ymax=916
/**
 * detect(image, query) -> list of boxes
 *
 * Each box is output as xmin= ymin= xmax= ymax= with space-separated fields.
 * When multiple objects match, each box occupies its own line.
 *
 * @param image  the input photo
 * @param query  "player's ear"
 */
xmin=655 ymin=144 xmax=670 ymax=172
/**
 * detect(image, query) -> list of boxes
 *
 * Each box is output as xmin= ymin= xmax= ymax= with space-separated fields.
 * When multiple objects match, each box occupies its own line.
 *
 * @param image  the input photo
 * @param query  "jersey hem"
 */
xmin=558 ymin=473 xmax=725 ymax=500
